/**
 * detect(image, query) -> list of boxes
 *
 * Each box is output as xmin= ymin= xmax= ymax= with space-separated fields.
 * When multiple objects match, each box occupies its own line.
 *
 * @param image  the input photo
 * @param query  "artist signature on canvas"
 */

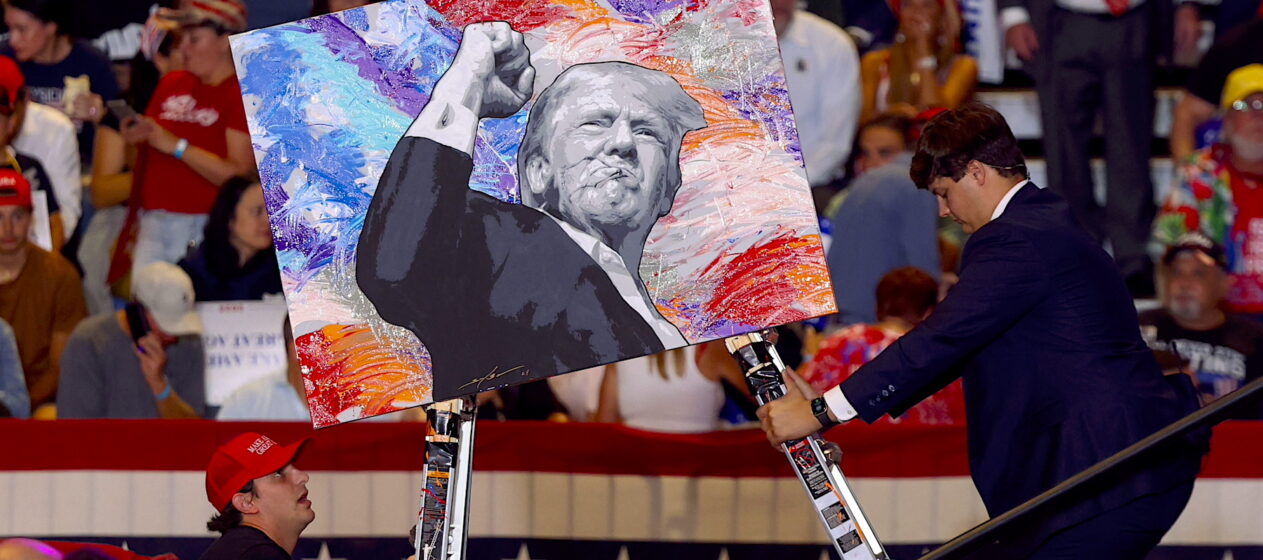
xmin=457 ymin=365 xmax=531 ymax=391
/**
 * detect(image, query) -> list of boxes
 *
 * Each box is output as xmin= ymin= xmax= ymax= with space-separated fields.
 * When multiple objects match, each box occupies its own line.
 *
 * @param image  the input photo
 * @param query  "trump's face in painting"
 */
xmin=520 ymin=62 xmax=706 ymax=243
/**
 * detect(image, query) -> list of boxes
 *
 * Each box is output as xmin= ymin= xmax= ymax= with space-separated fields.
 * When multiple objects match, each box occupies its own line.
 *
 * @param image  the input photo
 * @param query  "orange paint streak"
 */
xmin=300 ymin=324 xmax=431 ymax=427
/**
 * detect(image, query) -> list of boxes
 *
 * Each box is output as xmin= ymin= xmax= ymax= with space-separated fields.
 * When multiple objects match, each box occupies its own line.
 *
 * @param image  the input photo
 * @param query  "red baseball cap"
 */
xmin=205 ymin=432 xmax=309 ymax=511
xmin=0 ymin=169 xmax=32 ymax=208
xmin=0 ymin=56 xmax=24 ymax=114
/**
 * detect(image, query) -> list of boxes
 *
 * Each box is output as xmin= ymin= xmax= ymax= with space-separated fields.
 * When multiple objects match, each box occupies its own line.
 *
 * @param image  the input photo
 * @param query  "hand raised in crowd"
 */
xmin=134 ymin=332 xmax=170 ymax=397
xmin=1006 ymin=22 xmax=1039 ymax=61
xmin=440 ymin=21 xmax=535 ymax=119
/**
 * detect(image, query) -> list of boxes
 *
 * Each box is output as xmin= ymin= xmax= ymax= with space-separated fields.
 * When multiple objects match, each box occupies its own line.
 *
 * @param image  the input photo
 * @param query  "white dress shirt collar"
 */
xmin=990 ymin=179 xmax=1030 ymax=221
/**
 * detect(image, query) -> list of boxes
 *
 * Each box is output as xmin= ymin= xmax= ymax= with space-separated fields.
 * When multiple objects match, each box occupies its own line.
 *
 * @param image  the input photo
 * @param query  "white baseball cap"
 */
xmin=132 ymin=262 xmax=203 ymax=336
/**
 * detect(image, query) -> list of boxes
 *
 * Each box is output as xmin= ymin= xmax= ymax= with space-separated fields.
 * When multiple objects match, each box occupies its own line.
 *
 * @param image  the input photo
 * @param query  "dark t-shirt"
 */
xmin=0 ymin=40 xmax=120 ymax=164
xmin=1139 ymin=308 xmax=1263 ymax=419
xmin=1185 ymin=19 xmax=1263 ymax=105
xmin=199 ymin=526 xmax=291 ymax=560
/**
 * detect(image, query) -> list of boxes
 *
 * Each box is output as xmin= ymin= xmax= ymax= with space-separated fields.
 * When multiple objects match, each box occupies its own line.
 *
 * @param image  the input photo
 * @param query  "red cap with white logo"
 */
xmin=205 ymin=432 xmax=309 ymax=511
xmin=0 ymin=168 xmax=32 ymax=208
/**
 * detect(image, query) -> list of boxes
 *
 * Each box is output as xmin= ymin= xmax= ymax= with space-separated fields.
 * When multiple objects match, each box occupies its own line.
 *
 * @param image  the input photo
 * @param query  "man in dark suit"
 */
xmin=356 ymin=22 xmax=704 ymax=401
xmin=1000 ymin=0 xmax=1176 ymax=297
xmin=759 ymin=103 xmax=1203 ymax=557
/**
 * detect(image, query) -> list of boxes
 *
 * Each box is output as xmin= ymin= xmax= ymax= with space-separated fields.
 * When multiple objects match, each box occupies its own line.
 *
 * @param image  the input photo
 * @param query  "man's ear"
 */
xmin=525 ymin=157 xmax=549 ymax=197
xmin=231 ymin=491 xmax=259 ymax=515
xmin=967 ymin=160 xmax=988 ymax=186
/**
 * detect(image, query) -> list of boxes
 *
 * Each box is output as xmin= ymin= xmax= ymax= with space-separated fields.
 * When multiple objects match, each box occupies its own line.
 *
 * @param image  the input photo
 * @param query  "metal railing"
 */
xmin=919 ymin=375 xmax=1263 ymax=560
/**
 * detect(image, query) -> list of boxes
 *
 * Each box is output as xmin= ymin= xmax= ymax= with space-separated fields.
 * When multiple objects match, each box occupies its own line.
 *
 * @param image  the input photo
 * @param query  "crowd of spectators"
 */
xmin=0 ymin=0 xmax=1258 ymax=431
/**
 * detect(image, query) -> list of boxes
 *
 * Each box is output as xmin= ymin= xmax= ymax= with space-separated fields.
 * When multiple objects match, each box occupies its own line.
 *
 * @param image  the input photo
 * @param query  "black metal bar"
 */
xmin=919 ymin=375 xmax=1263 ymax=560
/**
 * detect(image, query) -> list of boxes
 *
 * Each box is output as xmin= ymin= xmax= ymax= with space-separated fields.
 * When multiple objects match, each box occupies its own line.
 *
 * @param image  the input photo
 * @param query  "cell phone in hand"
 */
xmin=125 ymin=302 xmax=151 ymax=349
xmin=107 ymin=99 xmax=138 ymax=123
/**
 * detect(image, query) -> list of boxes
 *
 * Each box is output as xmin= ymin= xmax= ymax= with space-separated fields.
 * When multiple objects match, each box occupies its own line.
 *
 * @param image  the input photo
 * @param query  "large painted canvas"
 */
xmin=231 ymin=0 xmax=835 ymax=426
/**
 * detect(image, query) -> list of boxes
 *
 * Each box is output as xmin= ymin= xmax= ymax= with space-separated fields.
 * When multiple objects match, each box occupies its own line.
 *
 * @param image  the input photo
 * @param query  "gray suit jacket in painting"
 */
xmin=356 ymin=137 xmax=665 ymax=401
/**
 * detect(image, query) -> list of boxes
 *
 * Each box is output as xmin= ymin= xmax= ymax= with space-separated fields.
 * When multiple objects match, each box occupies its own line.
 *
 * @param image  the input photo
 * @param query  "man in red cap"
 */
xmin=201 ymin=432 xmax=314 ymax=560
xmin=0 ymin=159 xmax=85 ymax=412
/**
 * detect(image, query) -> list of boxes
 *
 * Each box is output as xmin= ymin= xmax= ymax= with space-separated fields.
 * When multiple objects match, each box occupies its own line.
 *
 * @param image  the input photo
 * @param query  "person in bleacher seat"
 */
xmin=0 ymin=166 xmax=84 ymax=411
xmin=1140 ymin=233 xmax=1263 ymax=418
xmin=57 ymin=262 xmax=205 ymax=419
xmin=1 ymin=0 xmax=119 ymax=168
xmin=217 ymin=316 xmax=308 ymax=421
xmin=2 ymin=54 xmax=79 ymax=240
xmin=859 ymin=0 xmax=977 ymax=124
xmin=770 ymin=0 xmax=862 ymax=191
xmin=827 ymin=115 xmax=940 ymax=326
xmin=593 ymin=346 xmax=727 ymax=433
xmin=1154 ymin=64 xmax=1263 ymax=319
xmin=178 ymin=177 xmax=282 ymax=302
xmin=120 ymin=0 xmax=255 ymax=272
xmin=801 ymin=267 xmax=965 ymax=425
xmin=1169 ymin=17 xmax=1263 ymax=163
xmin=81 ymin=17 xmax=183 ymax=315
xmin=0 ymin=317 xmax=28 ymax=418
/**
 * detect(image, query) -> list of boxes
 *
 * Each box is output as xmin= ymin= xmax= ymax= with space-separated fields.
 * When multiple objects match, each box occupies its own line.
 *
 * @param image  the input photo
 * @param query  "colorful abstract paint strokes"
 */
xmin=231 ymin=0 xmax=835 ymax=426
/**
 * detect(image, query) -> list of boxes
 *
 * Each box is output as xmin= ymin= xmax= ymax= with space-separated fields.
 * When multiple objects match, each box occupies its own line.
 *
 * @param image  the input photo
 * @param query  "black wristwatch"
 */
xmin=811 ymin=396 xmax=840 ymax=429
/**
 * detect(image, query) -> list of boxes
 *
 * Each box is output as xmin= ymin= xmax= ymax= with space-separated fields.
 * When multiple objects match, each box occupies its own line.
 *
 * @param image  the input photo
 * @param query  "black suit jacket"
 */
xmin=357 ymin=137 xmax=665 ymax=401
xmin=841 ymin=184 xmax=1202 ymax=547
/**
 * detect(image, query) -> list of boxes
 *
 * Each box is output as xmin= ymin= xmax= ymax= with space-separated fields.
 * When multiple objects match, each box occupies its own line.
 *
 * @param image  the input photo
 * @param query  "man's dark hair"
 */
xmin=206 ymin=480 xmax=255 ymax=534
xmin=909 ymin=102 xmax=1027 ymax=190
xmin=875 ymin=267 xmax=938 ymax=323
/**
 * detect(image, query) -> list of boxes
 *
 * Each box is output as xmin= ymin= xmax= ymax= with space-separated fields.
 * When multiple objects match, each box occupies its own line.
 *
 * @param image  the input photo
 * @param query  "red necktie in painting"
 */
xmin=1106 ymin=0 xmax=1129 ymax=16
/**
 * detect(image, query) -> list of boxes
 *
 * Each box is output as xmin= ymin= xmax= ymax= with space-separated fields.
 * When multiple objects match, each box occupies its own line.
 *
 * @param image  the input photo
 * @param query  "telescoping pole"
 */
xmin=726 ymin=331 xmax=889 ymax=560
xmin=417 ymin=397 xmax=478 ymax=560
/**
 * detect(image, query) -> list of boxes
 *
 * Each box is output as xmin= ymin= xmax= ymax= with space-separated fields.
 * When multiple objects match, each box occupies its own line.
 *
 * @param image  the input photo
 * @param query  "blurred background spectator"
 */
xmin=0 ymin=55 xmax=61 ymax=248
xmin=594 ymin=347 xmax=727 ymax=433
xmin=772 ymin=0 xmax=862 ymax=191
xmin=0 ymin=316 xmax=26 ymax=417
xmin=119 ymin=0 xmax=254 ymax=273
xmin=860 ymin=0 xmax=977 ymax=123
xmin=217 ymin=316 xmax=306 ymax=421
xmin=1140 ymin=233 xmax=1263 ymax=418
xmin=1153 ymin=64 xmax=1263 ymax=318
xmin=178 ymin=176 xmax=281 ymax=302
xmin=57 ymin=261 xmax=204 ymax=419
xmin=3 ymin=54 xmax=78 ymax=238
xmin=0 ymin=167 xmax=84 ymax=411
xmin=1169 ymin=18 xmax=1263 ymax=162
xmin=827 ymin=115 xmax=939 ymax=325
xmin=1 ymin=0 xmax=118 ymax=168
xmin=801 ymin=266 xmax=965 ymax=425
xmin=81 ymin=17 xmax=181 ymax=314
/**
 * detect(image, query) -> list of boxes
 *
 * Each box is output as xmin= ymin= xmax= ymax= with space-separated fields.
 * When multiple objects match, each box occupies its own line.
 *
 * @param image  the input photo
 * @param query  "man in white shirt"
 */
xmin=12 ymin=101 xmax=80 ymax=235
xmin=772 ymin=0 xmax=861 ymax=189
xmin=357 ymin=22 xmax=703 ymax=400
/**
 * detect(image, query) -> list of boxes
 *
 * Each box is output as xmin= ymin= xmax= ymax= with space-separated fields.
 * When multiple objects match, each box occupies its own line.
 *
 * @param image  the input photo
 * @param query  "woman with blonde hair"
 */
xmin=859 ymin=0 xmax=977 ymax=123
xmin=594 ymin=347 xmax=729 ymax=433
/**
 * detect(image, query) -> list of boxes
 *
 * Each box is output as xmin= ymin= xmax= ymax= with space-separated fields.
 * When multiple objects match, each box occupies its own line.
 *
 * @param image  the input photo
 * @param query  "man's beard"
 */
xmin=1228 ymin=131 xmax=1263 ymax=162
xmin=1168 ymin=296 xmax=1205 ymax=324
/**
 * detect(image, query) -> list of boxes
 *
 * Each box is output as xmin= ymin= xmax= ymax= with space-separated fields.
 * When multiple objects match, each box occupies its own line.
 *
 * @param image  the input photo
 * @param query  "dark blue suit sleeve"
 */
xmin=840 ymin=223 xmax=1051 ymax=422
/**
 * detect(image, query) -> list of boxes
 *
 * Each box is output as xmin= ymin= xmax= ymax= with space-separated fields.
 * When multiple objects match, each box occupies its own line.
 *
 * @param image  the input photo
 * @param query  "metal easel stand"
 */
xmin=416 ymin=396 xmax=478 ymax=560
xmin=726 ymin=330 xmax=890 ymax=560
